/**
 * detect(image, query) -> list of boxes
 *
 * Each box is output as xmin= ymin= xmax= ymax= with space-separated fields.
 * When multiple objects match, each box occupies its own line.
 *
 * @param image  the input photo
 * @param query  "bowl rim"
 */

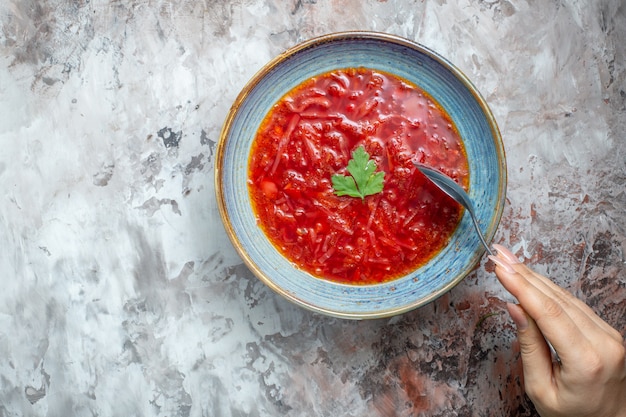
xmin=215 ymin=31 xmax=507 ymax=319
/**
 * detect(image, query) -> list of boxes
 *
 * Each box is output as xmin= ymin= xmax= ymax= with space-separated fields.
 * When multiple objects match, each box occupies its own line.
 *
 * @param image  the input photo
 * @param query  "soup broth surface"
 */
xmin=248 ymin=68 xmax=469 ymax=284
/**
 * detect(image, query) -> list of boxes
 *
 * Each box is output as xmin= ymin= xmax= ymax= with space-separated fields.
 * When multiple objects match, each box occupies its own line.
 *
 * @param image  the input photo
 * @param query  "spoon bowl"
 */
xmin=415 ymin=164 xmax=494 ymax=256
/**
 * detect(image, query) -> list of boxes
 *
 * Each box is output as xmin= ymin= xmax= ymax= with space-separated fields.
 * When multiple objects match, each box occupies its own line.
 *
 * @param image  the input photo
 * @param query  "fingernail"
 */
xmin=492 ymin=244 xmax=521 ymax=264
xmin=488 ymin=255 xmax=517 ymax=274
xmin=506 ymin=303 xmax=529 ymax=330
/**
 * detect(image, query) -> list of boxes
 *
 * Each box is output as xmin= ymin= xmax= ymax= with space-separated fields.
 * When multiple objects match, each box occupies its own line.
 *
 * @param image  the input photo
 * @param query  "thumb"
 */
xmin=507 ymin=303 xmax=555 ymax=390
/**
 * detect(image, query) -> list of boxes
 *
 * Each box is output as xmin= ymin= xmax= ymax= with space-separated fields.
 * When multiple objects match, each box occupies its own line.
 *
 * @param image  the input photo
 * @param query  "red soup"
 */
xmin=248 ymin=68 xmax=469 ymax=284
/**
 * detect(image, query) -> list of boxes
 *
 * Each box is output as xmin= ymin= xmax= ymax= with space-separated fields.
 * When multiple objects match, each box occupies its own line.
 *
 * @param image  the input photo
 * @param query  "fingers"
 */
xmin=492 ymin=245 xmax=623 ymax=344
xmin=506 ymin=303 xmax=557 ymax=397
xmin=526 ymin=269 xmax=623 ymax=343
xmin=523 ymin=269 xmax=624 ymax=343
xmin=490 ymin=254 xmax=593 ymax=366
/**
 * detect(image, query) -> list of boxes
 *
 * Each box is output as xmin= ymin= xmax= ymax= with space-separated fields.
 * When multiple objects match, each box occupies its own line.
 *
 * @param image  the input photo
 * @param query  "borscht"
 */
xmin=248 ymin=68 xmax=469 ymax=284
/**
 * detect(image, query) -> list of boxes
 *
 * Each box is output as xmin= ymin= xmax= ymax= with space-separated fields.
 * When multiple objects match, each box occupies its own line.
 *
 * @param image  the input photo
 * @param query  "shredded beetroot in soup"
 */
xmin=248 ymin=68 xmax=469 ymax=284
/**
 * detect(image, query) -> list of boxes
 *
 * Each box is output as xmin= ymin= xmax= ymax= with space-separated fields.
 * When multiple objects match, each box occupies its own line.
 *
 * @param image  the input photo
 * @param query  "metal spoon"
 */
xmin=416 ymin=164 xmax=562 ymax=362
xmin=414 ymin=164 xmax=493 ymax=256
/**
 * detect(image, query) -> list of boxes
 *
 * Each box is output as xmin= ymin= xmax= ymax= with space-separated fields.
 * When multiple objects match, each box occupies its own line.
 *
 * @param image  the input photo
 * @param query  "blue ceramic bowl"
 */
xmin=215 ymin=32 xmax=506 ymax=319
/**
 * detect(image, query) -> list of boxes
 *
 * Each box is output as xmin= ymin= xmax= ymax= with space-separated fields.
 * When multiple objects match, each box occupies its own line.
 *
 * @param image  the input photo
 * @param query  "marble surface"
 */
xmin=1 ymin=1 xmax=625 ymax=416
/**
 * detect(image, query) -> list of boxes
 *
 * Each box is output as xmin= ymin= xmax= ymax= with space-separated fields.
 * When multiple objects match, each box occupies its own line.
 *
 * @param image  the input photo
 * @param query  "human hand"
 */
xmin=489 ymin=244 xmax=626 ymax=417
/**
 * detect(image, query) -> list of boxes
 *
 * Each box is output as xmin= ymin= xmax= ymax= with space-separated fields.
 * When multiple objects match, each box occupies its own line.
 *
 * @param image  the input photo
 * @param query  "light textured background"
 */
xmin=1 ymin=1 xmax=625 ymax=416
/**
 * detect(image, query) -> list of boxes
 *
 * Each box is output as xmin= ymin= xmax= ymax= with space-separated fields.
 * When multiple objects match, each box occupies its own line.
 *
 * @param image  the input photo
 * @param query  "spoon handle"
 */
xmin=467 ymin=205 xmax=494 ymax=256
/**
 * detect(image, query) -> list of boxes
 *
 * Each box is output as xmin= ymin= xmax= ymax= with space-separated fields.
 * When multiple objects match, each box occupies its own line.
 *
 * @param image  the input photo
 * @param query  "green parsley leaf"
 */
xmin=331 ymin=146 xmax=385 ymax=200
